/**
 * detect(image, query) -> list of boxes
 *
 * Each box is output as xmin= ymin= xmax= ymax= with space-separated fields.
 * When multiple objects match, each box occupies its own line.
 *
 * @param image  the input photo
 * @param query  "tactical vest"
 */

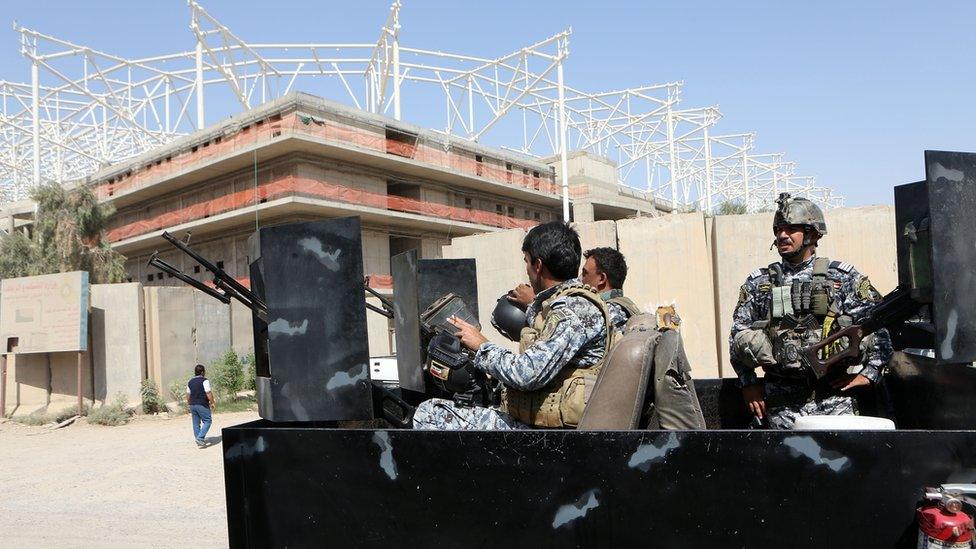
xmin=501 ymin=283 xmax=615 ymax=428
xmin=757 ymin=257 xmax=843 ymax=377
xmin=608 ymin=295 xmax=642 ymax=319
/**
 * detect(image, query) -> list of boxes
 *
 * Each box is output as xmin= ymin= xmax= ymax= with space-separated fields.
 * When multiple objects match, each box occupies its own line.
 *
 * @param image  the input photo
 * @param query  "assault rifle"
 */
xmin=801 ymin=284 xmax=929 ymax=378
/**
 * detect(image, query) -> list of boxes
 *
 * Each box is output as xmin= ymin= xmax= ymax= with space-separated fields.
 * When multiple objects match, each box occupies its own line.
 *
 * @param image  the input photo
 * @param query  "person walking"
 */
xmin=186 ymin=364 xmax=216 ymax=447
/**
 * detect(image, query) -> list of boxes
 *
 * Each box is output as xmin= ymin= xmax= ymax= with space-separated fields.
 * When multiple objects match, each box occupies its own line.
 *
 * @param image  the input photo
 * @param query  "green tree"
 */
xmin=716 ymin=201 xmax=748 ymax=216
xmin=0 ymin=183 xmax=125 ymax=283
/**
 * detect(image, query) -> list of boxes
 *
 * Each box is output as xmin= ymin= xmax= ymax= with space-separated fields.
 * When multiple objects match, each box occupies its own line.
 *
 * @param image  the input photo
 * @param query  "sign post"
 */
xmin=0 ymin=272 xmax=90 ymax=415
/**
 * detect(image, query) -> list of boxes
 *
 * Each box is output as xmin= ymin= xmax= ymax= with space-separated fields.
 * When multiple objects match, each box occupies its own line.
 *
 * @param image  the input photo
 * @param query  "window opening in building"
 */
xmin=385 ymin=128 xmax=418 ymax=158
xmin=387 ymin=181 xmax=422 ymax=211
xmin=147 ymin=274 xmax=154 ymax=281
xmin=507 ymin=206 xmax=515 ymax=217
xmin=389 ymin=235 xmax=423 ymax=272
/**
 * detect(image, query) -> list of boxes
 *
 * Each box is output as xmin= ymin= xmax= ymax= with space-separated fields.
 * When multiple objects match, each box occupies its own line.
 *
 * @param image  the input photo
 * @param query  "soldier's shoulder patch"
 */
xmin=747 ymin=268 xmax=767 ymax=280
xmin=737 ymin=286 xmax=750 ymax=305
xmin=541 ymin=307 xmax=573 ymax=339
xmin=829 ymin=260 xmax=854 ymax=273
xmin=758 ymin=282 xmax=772 ymax=292
xmin=856 ymin=276 xmax=882 ymax=302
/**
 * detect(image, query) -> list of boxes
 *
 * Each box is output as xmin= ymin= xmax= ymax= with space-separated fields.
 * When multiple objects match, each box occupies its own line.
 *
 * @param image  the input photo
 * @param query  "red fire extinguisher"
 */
xmin=919 ymin=485 xmax=976 ymax=548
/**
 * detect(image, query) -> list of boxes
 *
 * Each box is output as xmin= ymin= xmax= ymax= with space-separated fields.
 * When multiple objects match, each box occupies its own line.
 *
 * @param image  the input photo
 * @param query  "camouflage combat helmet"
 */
xmin=773 ymin=192 xmax=827 ymax=236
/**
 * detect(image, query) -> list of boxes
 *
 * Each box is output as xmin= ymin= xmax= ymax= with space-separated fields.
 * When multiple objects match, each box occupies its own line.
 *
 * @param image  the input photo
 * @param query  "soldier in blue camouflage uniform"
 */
xmin=413 ymin=222 xmax=609 ymax=430
xmin=729 ymin=193 xmax=893 ymax=429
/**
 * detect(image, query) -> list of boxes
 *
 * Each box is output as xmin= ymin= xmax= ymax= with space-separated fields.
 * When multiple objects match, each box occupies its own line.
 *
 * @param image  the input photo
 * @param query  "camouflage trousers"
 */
xmin=765 ymin=379 xmax=857 ymax=430
xmin=413 ymin=398 xmax=527 ymax=430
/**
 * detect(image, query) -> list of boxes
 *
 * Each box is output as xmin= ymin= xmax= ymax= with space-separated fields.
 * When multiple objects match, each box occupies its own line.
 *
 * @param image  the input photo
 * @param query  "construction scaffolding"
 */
xmin=0 ymin=1 xmax=843 ymax=214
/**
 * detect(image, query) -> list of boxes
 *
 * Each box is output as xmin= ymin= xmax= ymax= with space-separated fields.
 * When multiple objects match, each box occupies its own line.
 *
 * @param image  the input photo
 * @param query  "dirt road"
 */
xmin=0 ymin=410 xmax=259 ymax=548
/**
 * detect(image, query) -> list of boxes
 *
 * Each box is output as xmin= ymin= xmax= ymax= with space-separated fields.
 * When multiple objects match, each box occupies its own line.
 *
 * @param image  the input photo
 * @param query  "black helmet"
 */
xmin=491 ymin=294 xmax=528 ymax=342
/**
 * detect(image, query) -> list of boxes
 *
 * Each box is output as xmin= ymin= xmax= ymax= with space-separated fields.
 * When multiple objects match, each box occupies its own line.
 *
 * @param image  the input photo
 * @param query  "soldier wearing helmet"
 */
xmin=729 ymin=193 xmax=893 ymax=429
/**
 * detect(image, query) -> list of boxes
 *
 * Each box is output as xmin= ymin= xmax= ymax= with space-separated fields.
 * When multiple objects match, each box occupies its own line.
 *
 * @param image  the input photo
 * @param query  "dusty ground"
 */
xmin=0 ymin=410 xmax=259 ymax=548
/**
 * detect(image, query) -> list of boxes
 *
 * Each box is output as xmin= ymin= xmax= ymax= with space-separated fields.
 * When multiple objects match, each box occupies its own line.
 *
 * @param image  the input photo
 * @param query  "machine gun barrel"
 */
xmin=160 ymin=231 xmax=267 ymax=314
xmin=802 ymin=285 xmax=923 ymax=378
xmin=147 ymin=253 xmax=231 ymax=304
xmin=365 ymin=302 xmax=393 ymax=319
xmin=363 ymin=278 xmax=394 ymax=319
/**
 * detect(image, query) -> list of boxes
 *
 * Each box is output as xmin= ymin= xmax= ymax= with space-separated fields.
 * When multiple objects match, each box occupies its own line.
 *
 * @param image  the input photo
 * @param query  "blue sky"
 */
xmin=2 ymin=1 xmax=973 ymax=206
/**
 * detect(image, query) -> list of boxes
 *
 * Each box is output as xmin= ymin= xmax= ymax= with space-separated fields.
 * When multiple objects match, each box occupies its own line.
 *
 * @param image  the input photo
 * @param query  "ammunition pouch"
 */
xmin=764 ymin=257 xmax=842 ymax=376
xmin=731 ymin=329 xmax=776 ymax=370
xmin=501 ymin=367 xmax=598 ymax=428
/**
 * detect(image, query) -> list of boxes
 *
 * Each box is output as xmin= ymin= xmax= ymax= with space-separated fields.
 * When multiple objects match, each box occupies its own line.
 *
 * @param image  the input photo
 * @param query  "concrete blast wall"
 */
xmin=617 ymin=213 xmax=720 ymax=378
xmin=144 ymin=287 xmax=233 ymax=395
xmin=573 ymin=220 xmax=617 ymax=257
xmin=0 ymin=205 xmax=898 ymax=417
xmin=91 ymin=283 xmax=146 ymax=404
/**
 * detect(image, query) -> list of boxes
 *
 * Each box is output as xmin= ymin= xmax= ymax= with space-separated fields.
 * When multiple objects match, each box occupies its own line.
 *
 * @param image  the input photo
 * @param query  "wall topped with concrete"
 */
xmin=91 ymin=283 xmax=145 ymax=404
xmin=617 ymin=213 xmax=720 ymax=377
xmin=144 ymin=286 xmax=232 ymax=396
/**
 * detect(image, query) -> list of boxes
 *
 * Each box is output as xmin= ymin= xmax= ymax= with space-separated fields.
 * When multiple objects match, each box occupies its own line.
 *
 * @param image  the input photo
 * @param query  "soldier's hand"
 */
xmin=448 ymin=316 xmax=489 ymax=351
xmin=742 ymin=384 xmax=766 ymax=419
xmin=830 ymin=373 xmax=871 ymax=391
xmin=507 ymin=283 xmax=535 ymax=308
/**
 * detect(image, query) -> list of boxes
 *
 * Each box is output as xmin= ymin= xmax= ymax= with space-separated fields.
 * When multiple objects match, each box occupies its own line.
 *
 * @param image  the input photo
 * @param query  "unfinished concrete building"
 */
xmin=94 ymin=93 xmax=664 ymax=290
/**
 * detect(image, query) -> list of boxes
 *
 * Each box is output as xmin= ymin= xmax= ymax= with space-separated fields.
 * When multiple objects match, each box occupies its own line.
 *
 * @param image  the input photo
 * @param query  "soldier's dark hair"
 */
xmin=194 ymin=364 xmax=205 ymax=376
xmin=584 ymin=247 xmax=628 ymax=289
xmin=521 ymin=221 xmax=581 ymax=281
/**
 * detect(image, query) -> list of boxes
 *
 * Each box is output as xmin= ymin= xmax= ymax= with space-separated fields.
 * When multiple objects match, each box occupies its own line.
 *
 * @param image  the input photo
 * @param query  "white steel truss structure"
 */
xmin=0 ymin=0 xmax=844 ymax=214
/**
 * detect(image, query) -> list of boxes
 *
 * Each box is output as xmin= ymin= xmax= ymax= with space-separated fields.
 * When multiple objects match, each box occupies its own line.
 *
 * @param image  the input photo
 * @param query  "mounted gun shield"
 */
xmin=390 ymin=250 xmax=478 ymax=394
xmin=247 ymin=217 xmax=373 ymax=422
